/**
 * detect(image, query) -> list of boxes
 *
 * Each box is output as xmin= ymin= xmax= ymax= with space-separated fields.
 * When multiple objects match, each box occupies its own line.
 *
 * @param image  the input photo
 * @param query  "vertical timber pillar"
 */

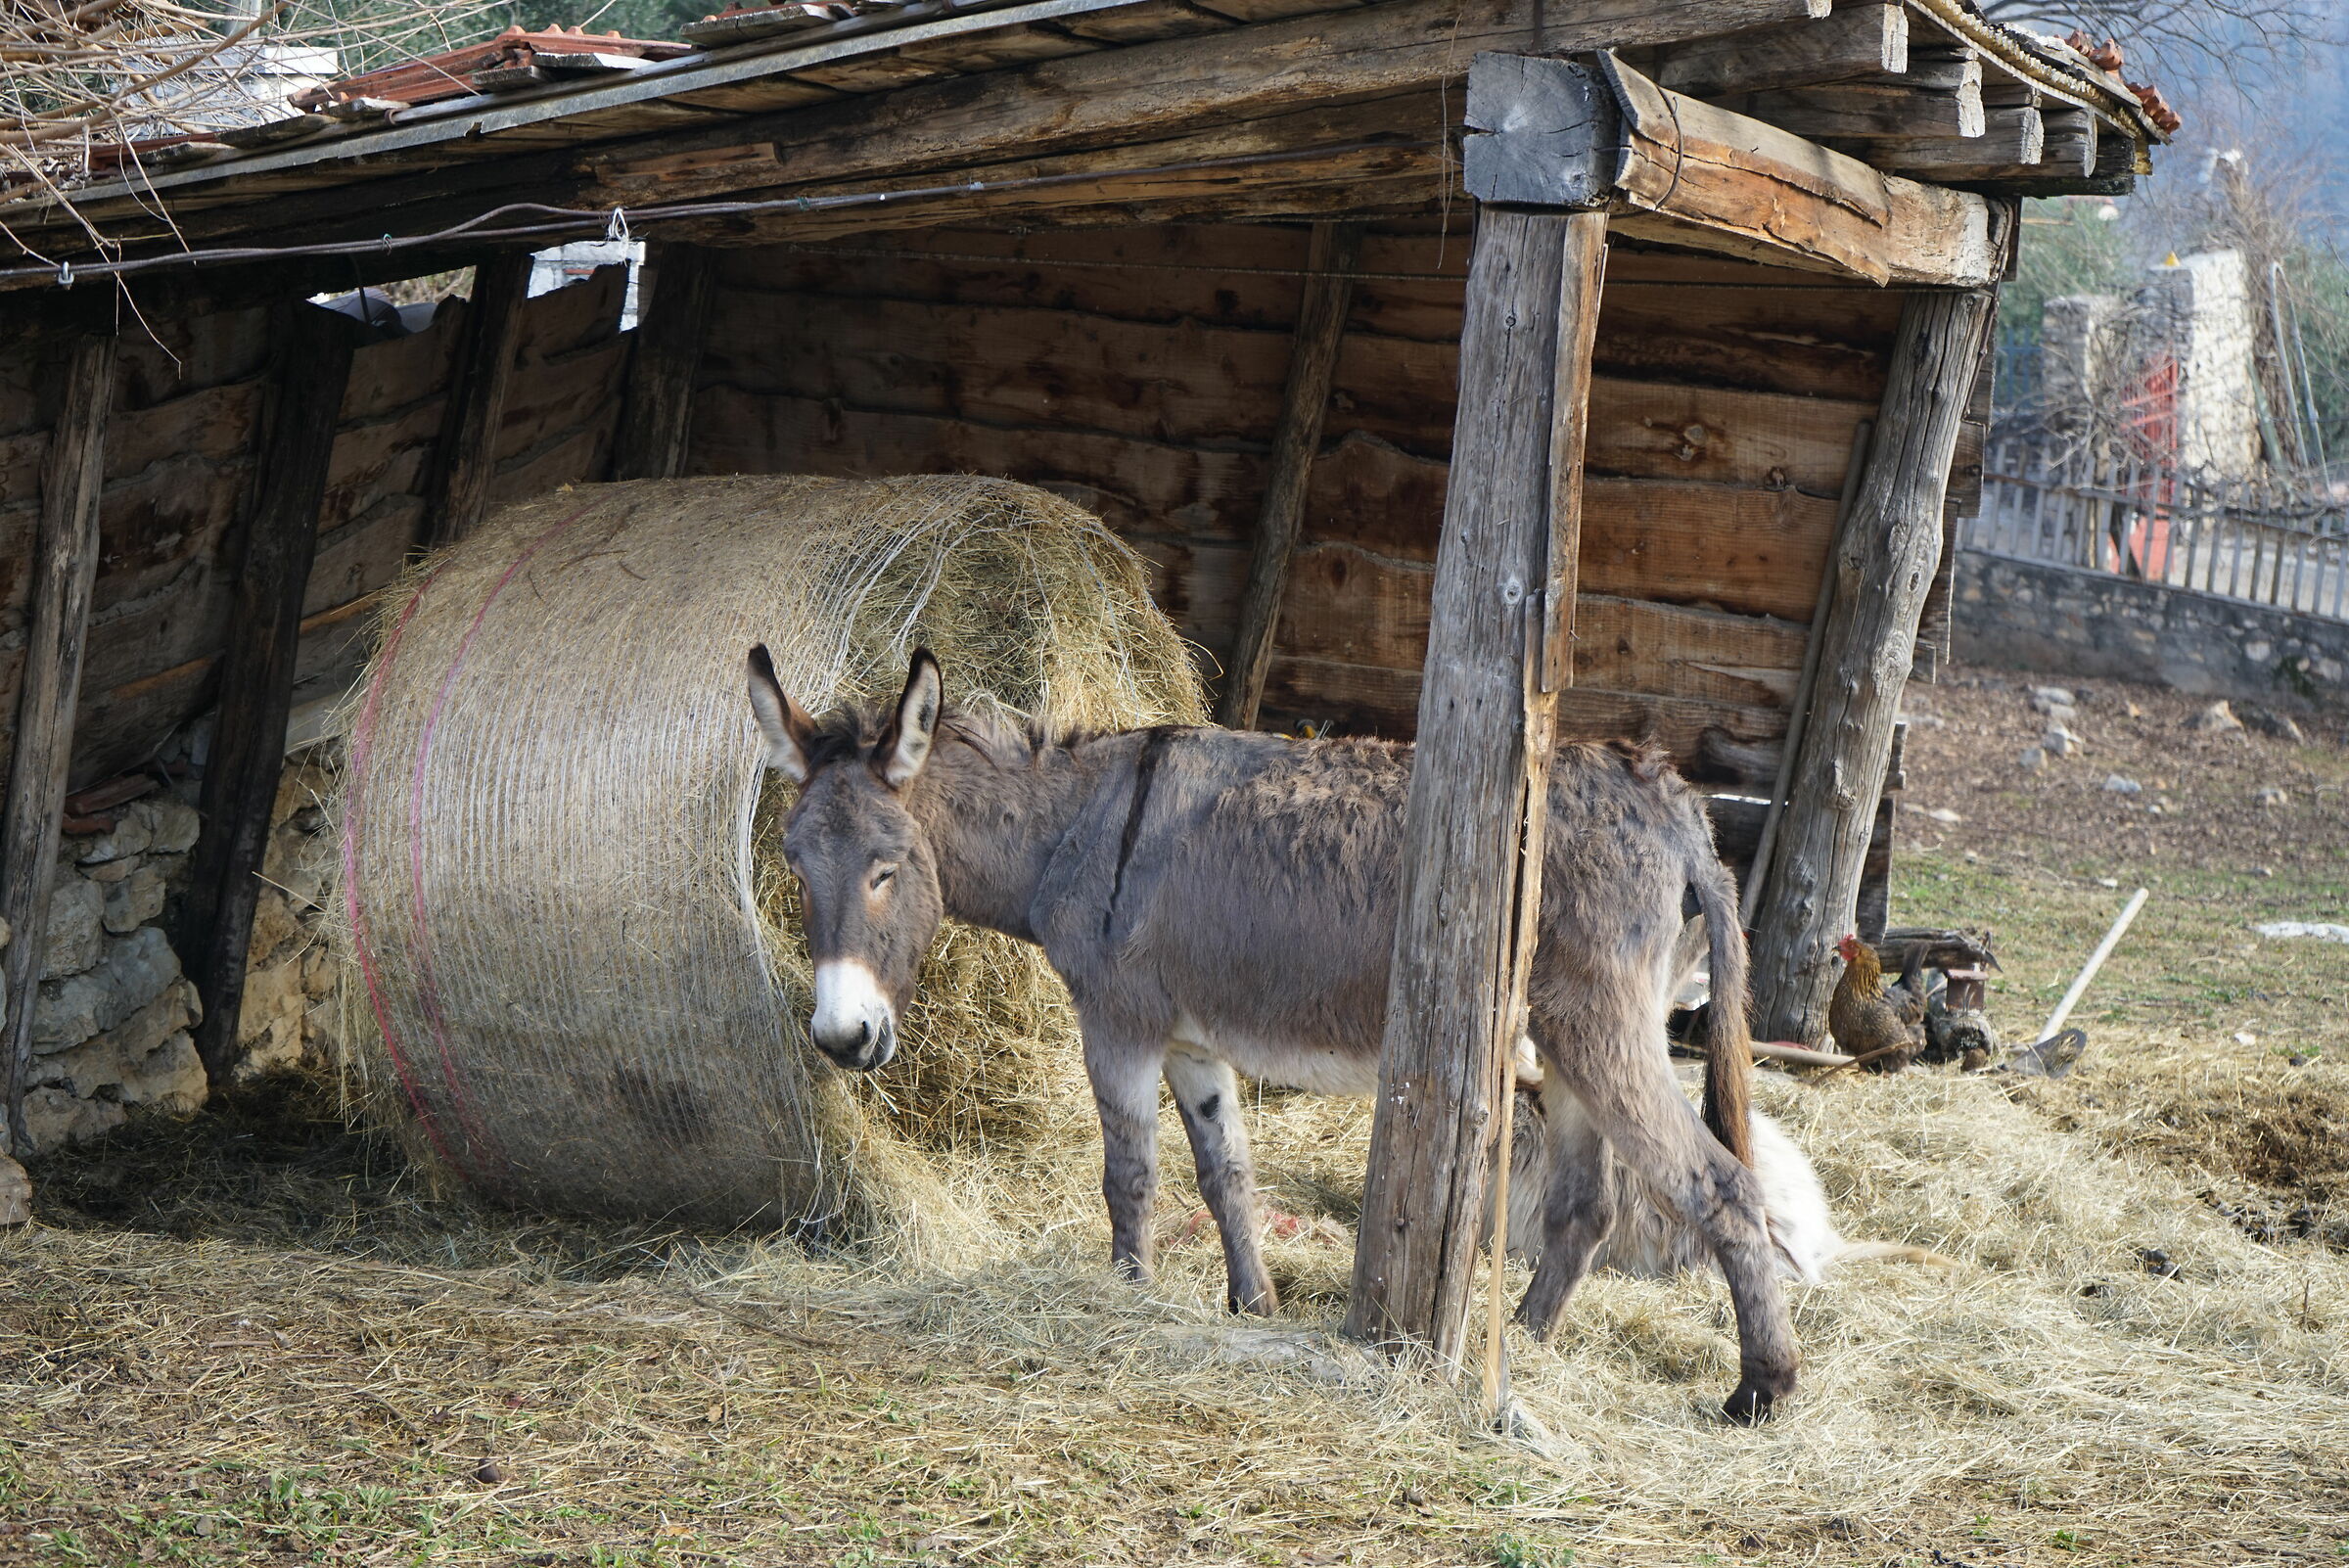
xmin=0 ymin=334 xmax=115 ymax=1157
xmin=1749 ymin=288 xmax=1997 ymax=1045
xmin=422 ymin=250 xmax=532 ymax=549
xmin=611 ymin=242 xmax=717 ymax=482
xmin=1218 ymin=221 xmax=1361 ymax=729
xmin=1345 ymin=208 xmax=1606 ymax=1361
xmin=183 ymin=302 xmax=359 ymax=1084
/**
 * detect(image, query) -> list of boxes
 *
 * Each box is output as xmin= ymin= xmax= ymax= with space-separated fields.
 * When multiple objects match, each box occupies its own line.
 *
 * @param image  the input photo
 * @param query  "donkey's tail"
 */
xmin=1685 ymin=834 xmax=1757 ymax=1169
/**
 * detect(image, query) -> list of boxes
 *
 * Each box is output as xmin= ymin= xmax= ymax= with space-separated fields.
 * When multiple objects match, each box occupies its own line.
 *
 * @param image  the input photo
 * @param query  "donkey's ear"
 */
xmin=875 ymin=648 xmax=943 ymax=790
xmin=747 ymin=644 xmax=815 ymax=784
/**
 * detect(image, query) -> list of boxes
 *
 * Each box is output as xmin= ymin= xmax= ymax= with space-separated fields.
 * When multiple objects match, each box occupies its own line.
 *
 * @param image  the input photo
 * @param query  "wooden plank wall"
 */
xmin=0 ymin=266 xmax=631 ymax=793
xmin=689 ymin=222 xmax=1936 ymax=782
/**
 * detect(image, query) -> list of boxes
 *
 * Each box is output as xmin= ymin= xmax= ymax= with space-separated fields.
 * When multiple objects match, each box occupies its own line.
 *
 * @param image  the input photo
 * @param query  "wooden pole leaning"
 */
xmin=182 ymin=301 xmax=359 ymax=1084
xmin=0 ymin=333 xmax=115 ymax=1157
xmin=611 ymin=242 xmax=717 ymax=483
xmin=1345 ymin=207 xmax=1605 ymax=1365
xmin=1747 ymin=288 xmax=1997 ymax=1045
xmin=421 ymin=250 xmax=532 ymax=549
xmin=1218 ymin=220 xmax=1360 ymax=729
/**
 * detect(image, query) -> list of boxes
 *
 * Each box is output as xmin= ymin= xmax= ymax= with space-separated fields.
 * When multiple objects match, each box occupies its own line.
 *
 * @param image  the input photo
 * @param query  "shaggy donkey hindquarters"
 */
xmin=748 ymin=648 xmax=1799 ymax=1420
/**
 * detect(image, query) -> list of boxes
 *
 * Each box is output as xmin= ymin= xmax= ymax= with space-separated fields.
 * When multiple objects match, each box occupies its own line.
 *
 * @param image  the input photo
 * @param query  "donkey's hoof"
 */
xmin=1722 ymin=1379 xmax=1788 ymax=1424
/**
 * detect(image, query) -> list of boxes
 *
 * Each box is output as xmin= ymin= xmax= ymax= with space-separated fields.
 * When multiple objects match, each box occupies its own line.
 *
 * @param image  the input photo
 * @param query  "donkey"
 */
xmin=747 ymin=648 xmax=1799 ymax=1420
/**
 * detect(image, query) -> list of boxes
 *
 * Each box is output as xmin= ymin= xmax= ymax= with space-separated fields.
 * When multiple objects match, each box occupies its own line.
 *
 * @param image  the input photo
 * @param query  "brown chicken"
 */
xmin=1829 ymin=934 xmax=1926 ymax=1073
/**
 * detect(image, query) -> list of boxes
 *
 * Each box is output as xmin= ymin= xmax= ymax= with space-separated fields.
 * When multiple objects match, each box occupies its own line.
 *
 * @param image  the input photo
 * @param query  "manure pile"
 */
xmin=335 ymin=475 xmax=1202 ymax=1244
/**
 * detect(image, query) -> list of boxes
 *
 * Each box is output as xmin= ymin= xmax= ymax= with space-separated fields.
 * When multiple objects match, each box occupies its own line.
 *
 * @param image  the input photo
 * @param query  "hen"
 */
xmin=1829 ymin=934 xmax=1926 ymax=1073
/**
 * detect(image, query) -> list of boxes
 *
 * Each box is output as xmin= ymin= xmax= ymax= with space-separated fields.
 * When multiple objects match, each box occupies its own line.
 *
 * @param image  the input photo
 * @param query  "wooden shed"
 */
xmin=0 ymin=0 xmax=2160 ymax=1351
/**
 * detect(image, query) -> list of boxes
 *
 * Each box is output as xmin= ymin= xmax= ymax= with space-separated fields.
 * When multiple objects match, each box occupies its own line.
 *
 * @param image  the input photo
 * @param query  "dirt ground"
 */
xmin=1898 ymin=671 xmax=2349 ymax=877
xmin=5 ymin=668 xmax=2348 ymax=1568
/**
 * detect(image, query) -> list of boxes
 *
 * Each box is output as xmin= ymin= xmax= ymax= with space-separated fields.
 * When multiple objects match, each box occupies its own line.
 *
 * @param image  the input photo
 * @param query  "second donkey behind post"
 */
xmin=748 ymin=648 xmax=1799 ymax=1421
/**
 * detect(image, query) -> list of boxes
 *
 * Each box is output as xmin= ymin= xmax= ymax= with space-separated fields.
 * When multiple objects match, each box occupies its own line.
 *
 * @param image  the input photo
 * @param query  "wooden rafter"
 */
xmin=1462 ymin=52 xmax=2003 ymax=288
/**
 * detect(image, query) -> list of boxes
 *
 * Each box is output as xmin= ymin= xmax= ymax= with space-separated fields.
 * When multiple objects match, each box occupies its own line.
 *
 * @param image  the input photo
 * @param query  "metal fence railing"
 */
xmin=1969 ymin=441 xmax=2349 ymax=623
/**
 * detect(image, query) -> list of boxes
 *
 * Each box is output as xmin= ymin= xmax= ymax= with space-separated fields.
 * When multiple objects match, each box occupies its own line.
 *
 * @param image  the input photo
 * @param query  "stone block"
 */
xmin=148 ymin=797 xmax=201 ymax=854
xmin=235 ymin=951 xmax=310 ymax=1080
xmin=102 ymin=861 xmax=170 ymax=935
xmin=248 ymin=886 xmax=302 ymax=961
xmin=73 ymin=805 xmax=153 ymax=864
xmin=33 ymin=926 xmax=182 ymax=1050
xmin=23 ymin=1086 xmax=124 ymax=1151
xmin=0 ymin=1156 xmax=27 ymax=1226
xmin=40 ymin=876 xmax=106 ymax=980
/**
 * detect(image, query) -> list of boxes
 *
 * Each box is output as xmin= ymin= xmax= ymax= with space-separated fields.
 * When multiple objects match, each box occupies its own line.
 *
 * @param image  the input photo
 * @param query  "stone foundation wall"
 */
xmin=1954 ymin=551 xmax=2349 ymax=714
xmin=4 ymin=745 xmax=343 ymax=1154
xmin=20 ymin=795 xmax=207 ymax=1149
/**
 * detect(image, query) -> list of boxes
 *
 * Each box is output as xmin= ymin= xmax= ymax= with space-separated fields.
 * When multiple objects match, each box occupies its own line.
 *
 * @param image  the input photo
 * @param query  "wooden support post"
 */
xmin=182 ymin=302 xmax=359 ymax=1085
xmin=611 ymin=242 xmax=717 ymax=482
xmin=1346 ymin=208 xmax=1605 ymax=1361
xmin=1748 ymin=288 xmax=1997 ymax=1046
xmin=0 ymin=334 xmax=115 ymax=1157
xmin=421 ymin=250 xmax=531 ymax=549
xmin=1218 ymin=221 xmax=1359 ymax=729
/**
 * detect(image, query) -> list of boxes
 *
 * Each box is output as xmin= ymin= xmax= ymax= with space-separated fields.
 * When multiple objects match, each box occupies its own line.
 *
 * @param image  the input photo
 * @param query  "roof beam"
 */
xmin=1879 ymin=107 xmax=2043 ymax=179
xmin=1724 ymin=78 xmax=1985 ymax=140
xmin=1462 ymin=51 xmax=2000 ymax=288
xmin=1650 ymin=3 xmax=1906 ymax=97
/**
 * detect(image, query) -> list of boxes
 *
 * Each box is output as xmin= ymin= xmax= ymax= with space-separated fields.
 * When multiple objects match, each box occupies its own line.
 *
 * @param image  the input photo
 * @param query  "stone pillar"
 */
xmin=2148 ymin=250 xmax=2260 ymax=478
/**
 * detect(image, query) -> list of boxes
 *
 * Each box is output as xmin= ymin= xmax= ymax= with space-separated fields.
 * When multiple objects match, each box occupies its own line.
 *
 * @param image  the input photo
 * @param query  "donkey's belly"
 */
xmin=1170 ymin=1013 xmax=1380 ymax=1096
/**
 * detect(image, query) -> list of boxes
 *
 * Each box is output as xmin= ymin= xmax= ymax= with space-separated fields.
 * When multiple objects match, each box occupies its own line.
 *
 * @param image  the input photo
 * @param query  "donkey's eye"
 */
xmin=870 ymin=863 xmax=898 ymax=891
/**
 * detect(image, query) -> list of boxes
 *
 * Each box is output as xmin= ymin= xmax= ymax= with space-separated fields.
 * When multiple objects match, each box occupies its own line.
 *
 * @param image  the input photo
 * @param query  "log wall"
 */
xmin=685 ymin=222 xmax=1972 ymax=783
xmin=0 ymin=265 xmax=631 ymax=795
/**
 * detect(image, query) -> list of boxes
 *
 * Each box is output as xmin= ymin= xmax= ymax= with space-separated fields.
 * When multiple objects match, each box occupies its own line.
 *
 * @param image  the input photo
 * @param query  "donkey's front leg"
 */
xmin=1164 ymin=1044 xmax=1277 ymax=1315
xmin=1082 ymin=1022 xmax=1166 ymax=1284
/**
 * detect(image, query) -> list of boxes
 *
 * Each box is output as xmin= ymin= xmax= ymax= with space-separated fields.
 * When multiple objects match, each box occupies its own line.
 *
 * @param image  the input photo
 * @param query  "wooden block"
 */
xmin=1879 ymin=109 xmax=2044 ymax=177
xmin=2040 ymin=108 xmax=2096 ymax=177
xmin=1463 ymin=53 xmax=2001 ymax=287
xmin=1058 ymin=0 xmax=1239 ymax=43
xmin=1655 ymin=4 xmax=1905 ymax=97
xmin=1726 ymin=79 xmax=1985 ymax=140
xmin=894 ymin=23 xmax=1101 ymax=70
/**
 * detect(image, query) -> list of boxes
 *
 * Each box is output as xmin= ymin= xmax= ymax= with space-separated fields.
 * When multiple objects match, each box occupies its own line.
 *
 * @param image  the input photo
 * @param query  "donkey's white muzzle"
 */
xmin=809 ymin=958 xmax=897 ymax=1070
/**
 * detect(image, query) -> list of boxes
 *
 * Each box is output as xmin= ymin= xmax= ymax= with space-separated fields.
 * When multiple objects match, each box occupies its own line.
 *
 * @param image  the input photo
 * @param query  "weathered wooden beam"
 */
xmin=1727 ymin=79 xmax=1985 ymax=140
xmin=0 ymin=334 xmax=115 ymax=1157
xmin=1346 ymin=208 xmax=1605 ymax=1360
xmin=581 ymin=0 xmax=1831 ymax=209
xmin=181 ymin=302 xmax=359 ymax=1085
xmin=1654 ymin=4 xmax=1906 ymax=98
xmin=1219 ymin=221 xmax=1360 ymax=729
xmin=1747 ymin=288 xmax=1997 ymax=1045
xmin=657 ymin=138 xmax=1446 ymax=247
xmin=2040 ymin=109 xmax=2097 ymax=177
xmin=1892 ymin=45 xmax=1983 ymax=94
xmin=611 ymin=242 xmax=717 ymax=482
xmin=420 ymin=251 xmax=532 ymax=549
xmin=1462 ymin=52 xmax=2001 ymax=288
xmin=1880 ymin=109 xmax=2044 ymax=178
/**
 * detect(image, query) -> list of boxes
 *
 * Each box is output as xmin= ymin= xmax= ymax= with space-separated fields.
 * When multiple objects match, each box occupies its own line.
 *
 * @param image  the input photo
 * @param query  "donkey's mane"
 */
xmin=801 ymin=696 xmax=1117 ymax=775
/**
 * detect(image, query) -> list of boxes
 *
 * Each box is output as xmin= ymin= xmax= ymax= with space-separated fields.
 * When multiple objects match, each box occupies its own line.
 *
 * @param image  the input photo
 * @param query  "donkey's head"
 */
xmin=745 ymin=646 xmax=946 ymax=1072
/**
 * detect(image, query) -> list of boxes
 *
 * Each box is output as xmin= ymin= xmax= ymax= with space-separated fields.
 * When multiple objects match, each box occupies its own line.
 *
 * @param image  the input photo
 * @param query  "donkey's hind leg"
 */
xmin=1512 ymin=1083 xmax=1619 ymax=1335
xmin=1533 ymin=1009 xmax=1800 ymax=1423
xmin=1164 ymin=1043 xmax=1277 ymax=1314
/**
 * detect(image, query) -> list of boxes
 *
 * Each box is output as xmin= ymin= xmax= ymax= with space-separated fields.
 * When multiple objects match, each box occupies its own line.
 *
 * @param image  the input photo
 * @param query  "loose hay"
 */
xmin=334 ymin=475 xmax=1200 ymax=1249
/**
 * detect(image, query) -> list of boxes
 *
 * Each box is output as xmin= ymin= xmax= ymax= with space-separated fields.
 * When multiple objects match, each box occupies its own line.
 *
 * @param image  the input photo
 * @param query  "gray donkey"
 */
xmin=747 ymin=648 xmax=1797 ymax=1420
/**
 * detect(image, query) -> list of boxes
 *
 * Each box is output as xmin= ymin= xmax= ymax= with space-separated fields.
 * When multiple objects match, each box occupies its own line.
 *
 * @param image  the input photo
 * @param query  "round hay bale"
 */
xmin=335 ymin=475 xmax=1204 ymax=1244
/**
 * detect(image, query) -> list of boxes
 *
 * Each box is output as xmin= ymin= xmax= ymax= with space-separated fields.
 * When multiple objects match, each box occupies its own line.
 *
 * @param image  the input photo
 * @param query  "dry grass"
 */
xmin=10 ymin=669 xmax=2349 ymax=1564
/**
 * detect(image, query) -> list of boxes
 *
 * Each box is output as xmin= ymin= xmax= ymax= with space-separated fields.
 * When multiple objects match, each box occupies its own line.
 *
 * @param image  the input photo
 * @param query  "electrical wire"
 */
xmin=2 ymin=140 xmax=1441 ymax=289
